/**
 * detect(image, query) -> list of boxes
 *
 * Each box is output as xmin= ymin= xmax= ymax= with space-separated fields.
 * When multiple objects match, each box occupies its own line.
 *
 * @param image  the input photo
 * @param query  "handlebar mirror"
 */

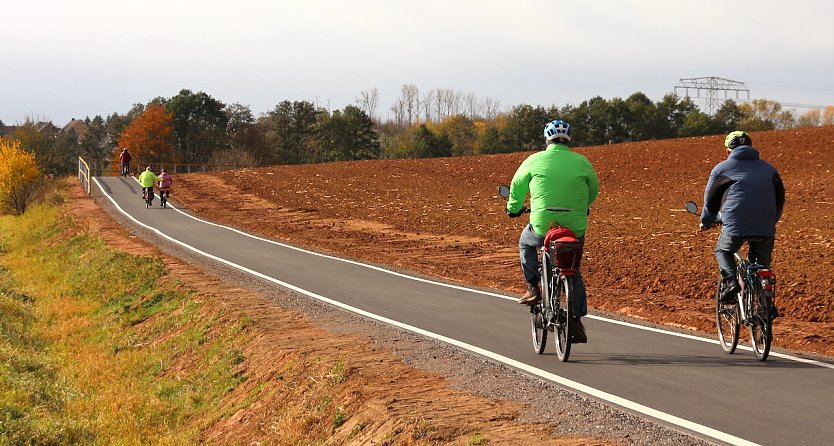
xmin=498 ymin=184 xmax=510 ymax=199
xmin=685 ymin=201 xmax=698 ymax=214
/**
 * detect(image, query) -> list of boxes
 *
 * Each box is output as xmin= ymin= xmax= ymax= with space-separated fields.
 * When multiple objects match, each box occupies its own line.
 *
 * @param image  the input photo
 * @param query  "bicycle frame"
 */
xmin=733 ymin=253 xmax=774 ymax=325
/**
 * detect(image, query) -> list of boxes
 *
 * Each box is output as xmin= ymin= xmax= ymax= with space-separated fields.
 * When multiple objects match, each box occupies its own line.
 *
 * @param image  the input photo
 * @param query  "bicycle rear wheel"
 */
xmin=531 ymin=252 xmax=550 ymax=354
xmin=749 ymin=287 xmax=772 ymax=361
xmin=554 ymin=274 xmax=573 ymax=362
xmin=716 ymin=277 xmax=740 ymax=353
xmin=530 ymin=305 xmax=547 ymax=354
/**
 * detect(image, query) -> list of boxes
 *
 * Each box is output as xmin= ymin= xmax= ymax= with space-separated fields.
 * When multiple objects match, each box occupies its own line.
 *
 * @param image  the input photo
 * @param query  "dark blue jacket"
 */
xmin=701 ymin=146 xmax=785 ymax=237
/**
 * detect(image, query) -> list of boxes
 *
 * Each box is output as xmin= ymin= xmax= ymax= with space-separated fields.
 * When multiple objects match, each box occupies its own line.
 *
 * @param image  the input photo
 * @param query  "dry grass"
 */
xmin=0 ymin=196 xmax=254 ymax=445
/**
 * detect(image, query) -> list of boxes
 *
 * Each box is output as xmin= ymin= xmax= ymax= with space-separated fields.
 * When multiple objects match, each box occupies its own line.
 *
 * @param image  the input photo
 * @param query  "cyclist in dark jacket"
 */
xmin=119 ymin=148 xmax=132 ymax=175
xmin=700 ymin=131 xmax=785 ymax=309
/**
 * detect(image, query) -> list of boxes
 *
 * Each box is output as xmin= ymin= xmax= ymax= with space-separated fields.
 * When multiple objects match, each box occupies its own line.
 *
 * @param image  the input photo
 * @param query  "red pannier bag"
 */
xmin=544 ymin=226 xmax=583 ymax=269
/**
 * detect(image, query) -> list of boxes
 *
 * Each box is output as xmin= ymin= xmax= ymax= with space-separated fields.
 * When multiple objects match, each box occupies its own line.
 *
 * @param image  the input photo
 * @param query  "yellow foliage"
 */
xmin=824 ymin=106 xmax=834 ymax=126
xmin=0 ymin=139 xmax=42 ymax=214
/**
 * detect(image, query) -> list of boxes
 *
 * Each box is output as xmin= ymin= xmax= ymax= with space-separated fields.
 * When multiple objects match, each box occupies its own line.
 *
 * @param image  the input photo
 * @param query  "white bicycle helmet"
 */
xmin=544 ymin=120 xmax=571 ymax=141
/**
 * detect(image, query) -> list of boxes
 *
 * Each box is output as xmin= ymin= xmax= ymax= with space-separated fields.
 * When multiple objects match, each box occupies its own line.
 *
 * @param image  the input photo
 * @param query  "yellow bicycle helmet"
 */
xmin=724 ymin=131 xmax=751 ymax=150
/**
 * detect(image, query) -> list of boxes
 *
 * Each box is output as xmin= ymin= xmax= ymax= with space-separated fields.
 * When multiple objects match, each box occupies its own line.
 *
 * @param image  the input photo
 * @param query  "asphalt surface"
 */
xmin=94 ymin=176 xmax=834 ymax=446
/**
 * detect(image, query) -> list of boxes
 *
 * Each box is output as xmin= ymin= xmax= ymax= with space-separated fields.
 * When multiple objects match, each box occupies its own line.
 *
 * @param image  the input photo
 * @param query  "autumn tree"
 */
xmin=478 ymin=125 xmax=504 ymax=154
xmin=739 ymin=99 xmax=795 ymax=131
xmin=823 ymin=106 xmax=834 ymax=126
xmin=796 ymin=109 xmax=822 ymax=128
xmin=116 ymin=103 xmax=176 ymax=167
xmin=437 ymin=114 xmax=477 ymax=156
xmin=9 ymin=119 xmax=81 ymax=174
xmin=0 ymin=139 xmax=42 ymax=215
xmin=410 ymin=124 xmax=452 ymax=158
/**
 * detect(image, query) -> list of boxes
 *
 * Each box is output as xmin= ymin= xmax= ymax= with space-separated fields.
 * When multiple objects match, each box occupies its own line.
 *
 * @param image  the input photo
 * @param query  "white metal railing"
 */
xmin=84 ymin=158 xmax=254 ymax=177
xmin=78 ymin=157 xmax=92 ymax=195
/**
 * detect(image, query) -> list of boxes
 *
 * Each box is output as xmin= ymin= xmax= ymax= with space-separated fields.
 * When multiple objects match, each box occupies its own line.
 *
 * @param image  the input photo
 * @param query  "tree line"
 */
xmin=3 ymin=86 xmax=834 ymax=178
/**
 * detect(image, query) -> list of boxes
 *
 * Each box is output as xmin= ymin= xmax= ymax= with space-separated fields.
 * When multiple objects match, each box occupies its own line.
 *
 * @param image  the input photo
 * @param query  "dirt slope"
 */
xmin=173 ymin=126 xmax=834 ymax=357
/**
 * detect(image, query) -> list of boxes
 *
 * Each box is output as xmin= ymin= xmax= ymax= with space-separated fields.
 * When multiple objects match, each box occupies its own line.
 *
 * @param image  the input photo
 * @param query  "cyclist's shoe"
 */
xmin=769 ymin=304 xmax=780 ymax=319
xmin=518 ymin=285 xmax=541 ymax=306
xmin=571 ymin=318 xmax=588 ymax=343
xmin=720 ymin=278 xmax=740 ymax=304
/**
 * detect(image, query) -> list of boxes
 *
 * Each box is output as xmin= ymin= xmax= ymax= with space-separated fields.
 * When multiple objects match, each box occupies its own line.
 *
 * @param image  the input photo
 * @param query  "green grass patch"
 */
xmin=0 ymin=192 xmax=255 ymax=444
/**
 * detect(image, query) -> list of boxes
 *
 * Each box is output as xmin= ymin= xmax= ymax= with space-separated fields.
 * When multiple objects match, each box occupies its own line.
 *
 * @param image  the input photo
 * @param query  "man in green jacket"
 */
xmin=138 ymin=166 xmax=161 ymax=205
xmin=507 ymin=120 xmax=599 ymax=341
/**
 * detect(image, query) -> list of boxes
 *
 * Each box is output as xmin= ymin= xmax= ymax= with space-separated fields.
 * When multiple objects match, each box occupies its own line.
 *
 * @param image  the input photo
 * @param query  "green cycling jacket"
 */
xmin=138 ymin=170 xmax=161 ymax=188
xmin=507 ymin=143 xmax=599 ymax=237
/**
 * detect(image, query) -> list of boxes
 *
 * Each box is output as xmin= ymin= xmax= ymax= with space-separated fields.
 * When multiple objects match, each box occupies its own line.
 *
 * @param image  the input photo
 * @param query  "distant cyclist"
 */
xmin=119 ymin=148 xmax=132 ymax=176
xmin=157 ymin=169 xmax=173 ymax=201
xmin=700 ymin=131 xmax=785 ymax=315
xmin=506 ymin=120 xmax=599 ymax=342
xmin=138 ymin=166 xmax=161 ymax=205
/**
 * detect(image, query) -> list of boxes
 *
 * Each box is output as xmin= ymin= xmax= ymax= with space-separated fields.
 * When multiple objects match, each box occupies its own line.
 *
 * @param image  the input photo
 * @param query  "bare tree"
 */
xmin=435 ymin=88 xmax=462 ymax=120
xmin=421 ymin=89 xmax=436 ymax=123
xmin=400 ymin=84 xmax=420 ymax=125
xmin=390 ymin=97 xmax=407 ymax=129
xmin=483 ymin=96 xmax=502 ymax=120
xmin=462 ymin=92 xmax=481 ymax=119
xmin=355 ymin=88 xmax=380 ymax=121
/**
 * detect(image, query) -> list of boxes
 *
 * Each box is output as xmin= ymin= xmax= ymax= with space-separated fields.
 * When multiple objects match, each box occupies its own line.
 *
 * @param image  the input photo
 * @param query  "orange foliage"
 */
xmin=115 ymin=103 xmax=176 ymax=167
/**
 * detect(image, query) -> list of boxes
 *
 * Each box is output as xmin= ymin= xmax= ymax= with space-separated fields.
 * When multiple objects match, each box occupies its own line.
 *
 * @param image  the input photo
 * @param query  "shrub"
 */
xmin=0 ymin=139 xmax=43 ymax=215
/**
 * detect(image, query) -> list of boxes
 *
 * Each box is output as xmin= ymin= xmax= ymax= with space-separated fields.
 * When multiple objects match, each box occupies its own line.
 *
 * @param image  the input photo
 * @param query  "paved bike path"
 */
xmin=95 ymin=176 xmax=834 ymax=446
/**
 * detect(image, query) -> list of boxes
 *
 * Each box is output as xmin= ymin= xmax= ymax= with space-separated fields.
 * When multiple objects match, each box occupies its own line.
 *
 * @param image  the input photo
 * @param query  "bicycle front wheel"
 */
xmin=716 ymin=277 xmax=740 ymax=353
xmin=554 ymin=274 xmax=573 ymax=362
xmin=749 ymin=288 xmax=772 ymax=361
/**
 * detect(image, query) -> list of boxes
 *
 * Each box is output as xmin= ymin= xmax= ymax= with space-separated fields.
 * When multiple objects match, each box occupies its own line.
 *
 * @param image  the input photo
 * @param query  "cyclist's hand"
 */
xmin=507 ymin=207 xmax=525 ymax=218
xmin=699 ymin=223 xmax=708 ymax=231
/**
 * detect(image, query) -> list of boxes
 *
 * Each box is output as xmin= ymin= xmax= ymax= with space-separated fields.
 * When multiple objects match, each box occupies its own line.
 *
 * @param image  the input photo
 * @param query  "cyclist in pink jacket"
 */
xmin=157 ymin=169 xmax=173 ymax=201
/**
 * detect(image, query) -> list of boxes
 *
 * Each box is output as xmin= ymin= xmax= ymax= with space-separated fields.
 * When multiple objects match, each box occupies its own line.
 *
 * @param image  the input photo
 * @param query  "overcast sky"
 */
xmin=3 ymin=0 xmax=834 ymax=126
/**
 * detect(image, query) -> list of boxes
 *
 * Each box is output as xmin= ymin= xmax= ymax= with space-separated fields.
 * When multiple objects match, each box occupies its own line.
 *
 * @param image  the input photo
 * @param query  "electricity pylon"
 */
xmin=674 ymin=77 xmax=750 ymax=114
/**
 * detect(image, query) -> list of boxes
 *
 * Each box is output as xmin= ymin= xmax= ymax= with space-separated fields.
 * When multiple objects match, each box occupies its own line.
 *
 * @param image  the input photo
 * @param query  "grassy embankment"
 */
xmin=0 ymin=191 xmax=259 ymax=444
xmin=0 ymin=185 xmax=511 ymax=446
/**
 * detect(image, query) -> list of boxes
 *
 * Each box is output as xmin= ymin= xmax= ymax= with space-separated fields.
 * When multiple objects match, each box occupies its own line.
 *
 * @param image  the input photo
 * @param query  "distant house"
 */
xmin=0 ymin=125 xmax=18 ymax=138
xmin=62 ymin=118 xmax=89 ymax=139
xmin=0 ymin=119 xmax=89 ymax=139
xmin=35 ymin=122 xmax=59 ymax=133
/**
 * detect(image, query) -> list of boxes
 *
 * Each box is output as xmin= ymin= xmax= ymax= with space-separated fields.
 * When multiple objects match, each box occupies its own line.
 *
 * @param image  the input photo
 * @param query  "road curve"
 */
xmin=94 ymin=176 xmax=834 ymax=446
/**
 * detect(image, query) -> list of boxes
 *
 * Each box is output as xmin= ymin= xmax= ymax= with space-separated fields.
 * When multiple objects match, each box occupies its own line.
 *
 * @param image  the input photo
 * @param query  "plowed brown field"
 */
xmin=174 ymin=126 xmax=834 ymax=357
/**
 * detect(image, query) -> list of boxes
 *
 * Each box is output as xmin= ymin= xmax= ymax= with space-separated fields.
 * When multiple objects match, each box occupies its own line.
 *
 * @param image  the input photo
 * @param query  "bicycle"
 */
xmin=158 ymin=187 xmax=170 ymax=208
xmin=143 ymin=187 xmax=154 ymax=209
xmin=120 ymin=162 xmax=130 ymax=177
xmin=685 ymin=201 xmax=776 ymax=361
xmin=500 ymin=185 xmax=584 ymax=361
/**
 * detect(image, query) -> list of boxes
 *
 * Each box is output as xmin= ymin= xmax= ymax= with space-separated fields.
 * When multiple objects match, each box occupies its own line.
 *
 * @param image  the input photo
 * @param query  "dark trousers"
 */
xmin=715 ymin=231 xmax=775 ymax=280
